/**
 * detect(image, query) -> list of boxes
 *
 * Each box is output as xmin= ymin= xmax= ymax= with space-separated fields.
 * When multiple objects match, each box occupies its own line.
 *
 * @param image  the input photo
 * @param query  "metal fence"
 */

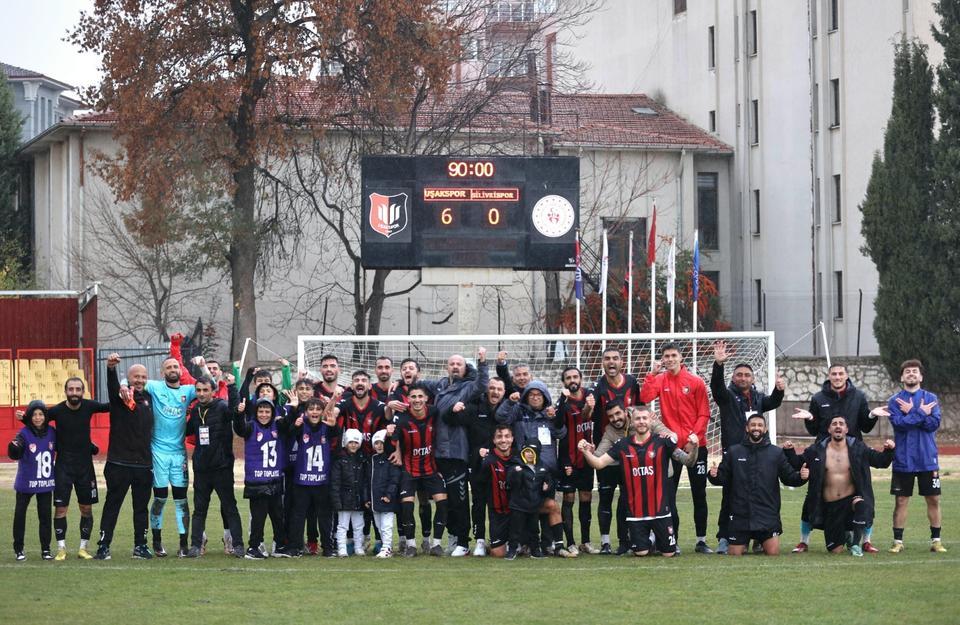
xmin=95 ymin=346 xmax=169 ymax=401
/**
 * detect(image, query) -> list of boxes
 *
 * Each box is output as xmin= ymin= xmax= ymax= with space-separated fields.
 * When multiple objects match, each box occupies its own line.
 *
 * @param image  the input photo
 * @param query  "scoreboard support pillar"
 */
xmin=422 ymin=268 xmax=513 ymax=335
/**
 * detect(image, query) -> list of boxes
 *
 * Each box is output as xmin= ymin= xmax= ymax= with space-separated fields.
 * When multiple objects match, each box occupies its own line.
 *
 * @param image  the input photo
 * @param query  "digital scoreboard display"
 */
xmin=360 ymin=155 xmax=579 ymax=270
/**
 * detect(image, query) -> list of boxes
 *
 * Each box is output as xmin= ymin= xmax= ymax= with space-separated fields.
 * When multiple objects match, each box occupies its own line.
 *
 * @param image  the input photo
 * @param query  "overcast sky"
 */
xmin=0 ymin=0 xmax=100 ymax=99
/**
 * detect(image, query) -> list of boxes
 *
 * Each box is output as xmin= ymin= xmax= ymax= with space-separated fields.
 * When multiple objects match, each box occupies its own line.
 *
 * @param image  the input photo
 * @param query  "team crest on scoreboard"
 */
xmin=369 ymin=192 xmax=409 ymax=239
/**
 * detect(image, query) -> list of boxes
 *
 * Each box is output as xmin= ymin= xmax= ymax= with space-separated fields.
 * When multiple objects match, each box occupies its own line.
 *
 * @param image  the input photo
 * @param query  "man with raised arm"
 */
xmin=710 ymin=339 xmax=785 ymax=553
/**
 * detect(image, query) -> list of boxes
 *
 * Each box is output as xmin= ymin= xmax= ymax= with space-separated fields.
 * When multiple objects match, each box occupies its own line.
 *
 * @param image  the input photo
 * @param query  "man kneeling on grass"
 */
xmin=579 ymin=406 xmax=678 ymax=557
xmin=707 ymin=414 xmax=808 ymax=555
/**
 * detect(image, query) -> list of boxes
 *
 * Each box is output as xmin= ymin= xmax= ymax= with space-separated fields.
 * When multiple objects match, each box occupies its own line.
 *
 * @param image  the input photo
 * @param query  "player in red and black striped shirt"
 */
xmin=370 ymin=356 xmax=393 ymax=403
xmin=387 ymin=384 xmax=449 ymax=557
xmin=580 ymin=405 xmax=677 ymax=557
xmin=332 ymin=371 xmax=386 ymax=455
xmin=590 ymin=348 xmax=641 ymax=554
xmin=556 ymin=366 xmax=598 ymax=554
xmin=478 ymin=424 xmax=515 ymax=557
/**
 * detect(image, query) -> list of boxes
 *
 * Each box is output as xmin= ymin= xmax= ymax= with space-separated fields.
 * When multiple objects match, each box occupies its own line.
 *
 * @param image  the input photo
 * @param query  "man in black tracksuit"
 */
xmin=792 ymin=364 xmax=887 ymax=551
xmin=708 ymin=414 xmax=806 ymax=555
xmin=709 ymin=340 xmax=784 ymax=551
xmin=95 ymin=354 xmax=155 ymax=560
xmin=183 ymin=376 xmax=244 ymax=557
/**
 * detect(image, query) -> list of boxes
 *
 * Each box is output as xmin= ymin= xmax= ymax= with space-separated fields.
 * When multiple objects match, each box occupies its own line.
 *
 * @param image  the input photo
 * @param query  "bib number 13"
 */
xmin=260 ymin=440 xmax=278 ymax=468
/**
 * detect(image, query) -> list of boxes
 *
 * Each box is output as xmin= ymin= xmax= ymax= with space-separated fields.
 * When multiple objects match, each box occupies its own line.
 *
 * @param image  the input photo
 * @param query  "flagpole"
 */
xmin=575 ymin=230 xmax=582 ymax=369
xmin=627 ymin=230 xmax=633 ymax=372
xmin=692 ymin=229 xmax=699 ymax=374
xmin=649 ymin=202 xmax=657 ymax=368
xmin=600 ymin=229 xmax=609 ymax=351
xmin=668 ymin=237 xmax=676 ymax=334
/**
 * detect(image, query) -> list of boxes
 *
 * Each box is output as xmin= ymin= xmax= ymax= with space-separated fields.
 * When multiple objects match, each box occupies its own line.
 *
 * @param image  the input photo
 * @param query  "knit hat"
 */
xmin=343 ymin=428 xmax=363 ymax=445
xmin=372 ymin=430 xmax=387 ymax=446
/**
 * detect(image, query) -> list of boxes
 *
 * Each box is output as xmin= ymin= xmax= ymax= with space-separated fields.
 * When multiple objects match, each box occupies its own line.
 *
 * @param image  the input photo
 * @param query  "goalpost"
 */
xmin=297 ymin=331 xmax=777 ymax=460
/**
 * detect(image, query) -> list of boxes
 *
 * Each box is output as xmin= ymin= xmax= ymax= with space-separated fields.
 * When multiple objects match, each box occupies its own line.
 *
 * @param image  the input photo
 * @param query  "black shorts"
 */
xmin=557 ymin=466 xmax=594 ymax=493
xmin=399 ymin=472 xmax=445 ymax=499
xmin=488 ymin=511 xmax=511 ymax=548
xmin=597 ymin=465 xmax=620 ymax=493
xmin=627 ymin=517 xmax=676 ymax=554
xmin=727 ymin=528 xmax=780 ymax=546
xmin=54 ymin=458 xmax=99 ymax=506
xmin=891 ymin=471 xmax=941 ymax=497
xmin=822 ymin=495 xmax=857 ymax=551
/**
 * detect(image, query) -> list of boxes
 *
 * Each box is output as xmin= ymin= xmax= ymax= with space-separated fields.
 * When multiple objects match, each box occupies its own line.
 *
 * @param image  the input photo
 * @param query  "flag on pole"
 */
xmin=665 ymin=237 xmax=676 ymax=304
xmin=598 ymin=230 xmax=609 ymax=294
xmin=692 ymin=229 xmax=700 ymax=302
xmin=647 ymin=205 xmax=657 ymax=267
xmin=574 ymin=230 xmax=584 ymax=301
xmin=621 ymin=251 xmax=632 ymax=300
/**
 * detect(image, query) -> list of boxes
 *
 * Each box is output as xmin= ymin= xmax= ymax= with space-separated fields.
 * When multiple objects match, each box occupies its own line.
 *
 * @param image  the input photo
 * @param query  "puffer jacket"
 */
xmin=496 ymin=380 xmax=566 ymax=473
xmin=331 ymin=450 xmax=370 ymax=511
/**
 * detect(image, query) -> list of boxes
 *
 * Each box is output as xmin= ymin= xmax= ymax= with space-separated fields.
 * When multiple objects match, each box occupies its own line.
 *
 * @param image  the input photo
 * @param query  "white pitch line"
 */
xmin=0 ymin=557 xmax=953 ymax=575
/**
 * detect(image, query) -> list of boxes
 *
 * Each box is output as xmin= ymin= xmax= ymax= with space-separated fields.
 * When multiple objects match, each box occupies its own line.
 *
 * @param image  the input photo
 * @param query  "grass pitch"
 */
xmin=0 ymin=465 xmax=957 ymax=625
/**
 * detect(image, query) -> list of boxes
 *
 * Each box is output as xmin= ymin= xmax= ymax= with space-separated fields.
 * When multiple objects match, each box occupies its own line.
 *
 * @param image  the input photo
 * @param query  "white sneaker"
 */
xmin=337 ymin=548 xmax=348 ymax=558
xmin=579 ymin=542 xmax=601 ymax=555
xmin=362 ymin=536 xmax=371 ymax=554
xmin=566 ymin=544 xmax=580 ymax=556
xmin=355 ymin=546 xmax=366 ymax=557
xmin=451 ymin=545 xmax=470 ymax=557
xmin=376 ymin=547 xmax=393 ymax=558
xmin=222 ymin=533 xmax=233 ymax=555
xmin=444 ymin=537 xmax=458 ymax=555
xmin=473 ymin=539 xmax=487 ymax=557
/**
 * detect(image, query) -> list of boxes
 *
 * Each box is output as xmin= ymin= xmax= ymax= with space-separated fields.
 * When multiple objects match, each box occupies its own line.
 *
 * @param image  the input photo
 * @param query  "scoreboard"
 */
xmin=360 ymin=155 xmax=579 ymax=270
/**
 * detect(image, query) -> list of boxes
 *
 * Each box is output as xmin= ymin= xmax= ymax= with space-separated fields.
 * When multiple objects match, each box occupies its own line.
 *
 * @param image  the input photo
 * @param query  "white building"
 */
xmin=18 ymin=91 xmax=732 ymax=357
xmin=567 ymin=0 xmax=942 ymax=356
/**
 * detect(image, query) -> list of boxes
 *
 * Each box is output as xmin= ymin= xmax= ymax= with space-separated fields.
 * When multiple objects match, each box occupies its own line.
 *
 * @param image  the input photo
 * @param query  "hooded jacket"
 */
xmin=505 ymin=439 xmax=552 ymax=513
xmin=807 ymin=379 xmax=876 ymax=442
xmin=331 ymin=450 xmax=370 ymax=511
xmin=423 ymin=360 xmax=489 ymax=462
xmin=787 ymin=436 xmax=893 ymax=529
xmin=707 ymin=434 xmax=805 ymax=532
xmin=8 ymin=400 xmax=53 ymax=460
xmin=369 ymin=451 xmax=402 ymax=513
xmin=496 ymin=380 xmax=567 ymax=473
xmin=710 ymin=361 xmax=784 ymax=450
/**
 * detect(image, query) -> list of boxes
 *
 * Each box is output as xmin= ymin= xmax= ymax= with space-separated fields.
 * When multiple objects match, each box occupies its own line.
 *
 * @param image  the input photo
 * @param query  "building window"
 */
xmin=813 ymin=83 xmax=819 ymax=128
xmin=904 ymin=0 xmax=910 ymax=12
xmin=834 ymin=271 xmax=844 ymax=318
xmin=752 ymin=189 xmax=761 ymax=235
xmin=815 ymin=177 xmax=822 ymax=227
xmin=736 ymin=103 xmax=741 ymax=127
xmin=833 ymin=174 xmax=842 ymax=222
xmin=750 ymin=99 xmax=759 ymax=144
xmin=812 ymin=0 xmax=818 ymax=37
xmin=830 ymin=0 xmax=839 ymax=31
xmin=708 ymin=26 xmax=716 ymax=69
xmin=734 ymin=13 xmax=740 ymax=61
xmin=829 ymin=78 xmax=840 ymax=126
xmin=754 ymin=279 xmax=763 ymax=325
xmin=704 ymin=270 xmax=720 ymax=294
xmin=490 ymin=45 xmax=527 ymax=77
xmin=708 ymin=110 xmax=717 ymax=132
xmin=748 ymin=10 xmax=758 ymax=56
xmin=697 ymin=173 xmax=719 ymax=250
xmin=490 ymin=1 xmax=537 ymax=22
xmin=674 ymin=0 xmax=687 ymax=15
xmin=602 ymin=217 xmax=646 ymax=286
xmin=816 ymin=272 xmax=823 ymax=320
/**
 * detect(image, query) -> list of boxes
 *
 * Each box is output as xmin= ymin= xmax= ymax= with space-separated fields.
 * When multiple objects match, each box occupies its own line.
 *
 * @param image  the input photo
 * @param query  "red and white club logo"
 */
xmin=369 ymin=193 xmax=409 ymax=238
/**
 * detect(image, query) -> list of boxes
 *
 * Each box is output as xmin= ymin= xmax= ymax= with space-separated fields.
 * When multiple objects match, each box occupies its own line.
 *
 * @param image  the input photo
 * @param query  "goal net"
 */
xmin=298 ymin=332 xmax=777 ymax=459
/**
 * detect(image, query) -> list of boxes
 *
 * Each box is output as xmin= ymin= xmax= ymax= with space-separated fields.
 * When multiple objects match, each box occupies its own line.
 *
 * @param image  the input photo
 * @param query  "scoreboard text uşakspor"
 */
xmin=360 ymin=156 xmax=579 ymax=270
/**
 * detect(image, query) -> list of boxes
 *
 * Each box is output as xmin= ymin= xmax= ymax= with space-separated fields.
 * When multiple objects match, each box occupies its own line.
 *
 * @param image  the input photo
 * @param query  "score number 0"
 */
xmin=440 ymin=207 xmax=502 ymax=226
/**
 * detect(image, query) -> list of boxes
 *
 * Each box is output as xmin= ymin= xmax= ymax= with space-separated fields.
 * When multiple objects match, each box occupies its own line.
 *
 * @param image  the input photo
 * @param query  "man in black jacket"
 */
xmin=467 ymin=376 xmax=506 ymax=556
xmin=94 ymin=354 xmax=154 ymax=560
xmin=787 ymin=415 xmax=895 ymax=556
xmin=708 ymin=414 xmax=807 ymax=555
xmin=791 ymin=363 xmax=887 ymax=553
xmin=710 ymin=340 xmax=785 ymax=553
xmin=183 ymin=377 xmax=243 ymax=557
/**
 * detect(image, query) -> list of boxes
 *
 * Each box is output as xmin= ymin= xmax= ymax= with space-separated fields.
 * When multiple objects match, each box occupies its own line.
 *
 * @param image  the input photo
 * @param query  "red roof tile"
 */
xmin=62 ymin=89 xmax=730 ymax=153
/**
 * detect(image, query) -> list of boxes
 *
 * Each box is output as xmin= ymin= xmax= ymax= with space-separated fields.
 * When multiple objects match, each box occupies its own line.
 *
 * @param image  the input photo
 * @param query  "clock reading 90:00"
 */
xmin=447 ymin=161 xmax=496 ymax=177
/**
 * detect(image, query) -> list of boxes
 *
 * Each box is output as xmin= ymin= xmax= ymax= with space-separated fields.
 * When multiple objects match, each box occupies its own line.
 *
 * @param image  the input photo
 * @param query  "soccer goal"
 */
xmin=297 ymin=332 xmax=777 ymax=459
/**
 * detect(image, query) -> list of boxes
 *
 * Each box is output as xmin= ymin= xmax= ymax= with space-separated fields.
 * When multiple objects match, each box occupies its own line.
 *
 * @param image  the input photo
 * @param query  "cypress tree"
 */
xmin=0 ymin=71 xmax=26 ymax=288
